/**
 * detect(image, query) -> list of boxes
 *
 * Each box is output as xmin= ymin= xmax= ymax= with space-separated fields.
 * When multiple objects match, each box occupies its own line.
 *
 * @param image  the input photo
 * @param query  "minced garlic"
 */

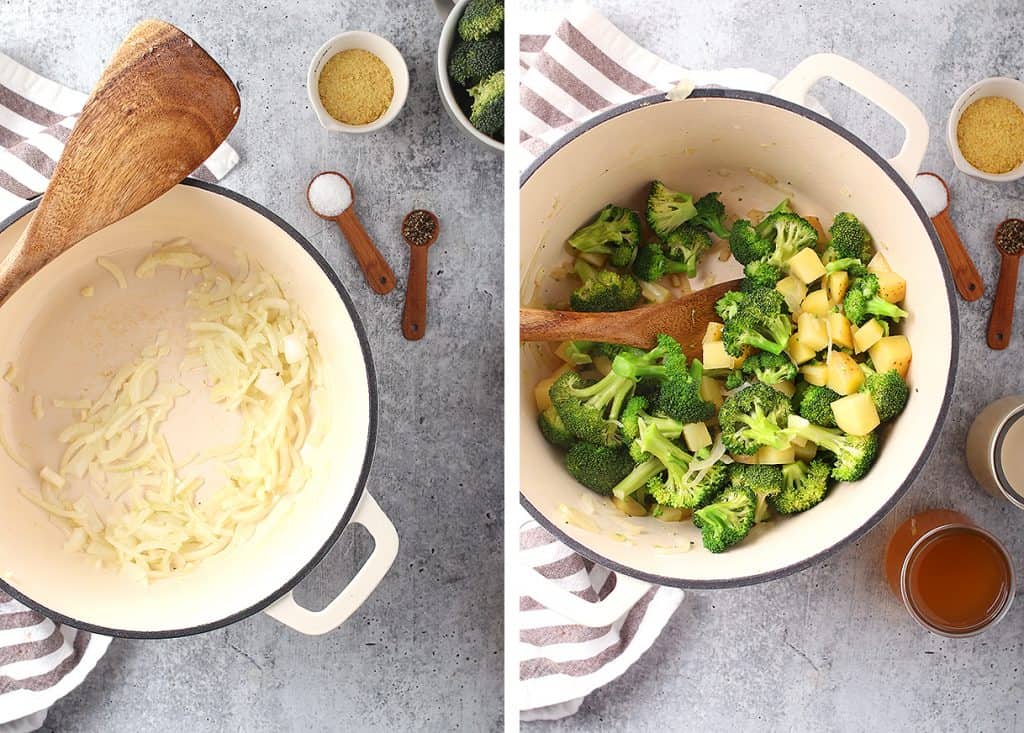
xmin=317 ymin=49 xmax=394 ymax=126
xmin=956 ymin=96 xmax=1024 ymax=174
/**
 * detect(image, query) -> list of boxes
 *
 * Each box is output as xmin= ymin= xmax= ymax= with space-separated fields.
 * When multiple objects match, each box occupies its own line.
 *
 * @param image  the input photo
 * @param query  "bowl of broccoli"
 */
xmin=436 ymin=0 xmax=504 ymax=151
xmin=519 ymin=54 xmax=957 ymax=593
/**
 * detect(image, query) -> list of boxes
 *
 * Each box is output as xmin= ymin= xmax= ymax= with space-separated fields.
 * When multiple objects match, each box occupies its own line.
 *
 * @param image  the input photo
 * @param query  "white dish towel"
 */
xmin=518 ymin=1 xmax=797 ymax=722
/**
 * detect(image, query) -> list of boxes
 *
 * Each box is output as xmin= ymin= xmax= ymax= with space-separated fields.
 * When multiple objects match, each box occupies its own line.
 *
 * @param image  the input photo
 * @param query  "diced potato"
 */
xmin=612 ymin=496 xmax=648 ymax=517
xmin=831 ymin=392 xmax=881 ymax=436
xmin=800 ymin=288 xmax=830 ymax=316
xmin=703 ymin=341 xmax=736 ymax=371
xmin=757 ymin=445 xmax=796 ymax=464
xmin=876 ymin=271 xmax=907 ymax=304
xmin=793 ymin=441 xmax=818 ymax=461
xmin=654 ymin=505 xmax=691 ymax=522
xmin=827 ymin=271 xmax=850 ymax=305
xmin=788 ymin=247 xmax=827 ymax=284
xmin=682 ymin=422 xmax=713 ymax=452
xmin=826 ymin=350 xmax=864 ymax=395
xmin=806 ymin=215 xmax=827 ymax=247
xmin=798 ymin=312 xmax=829 ymax=351
xmin=800 ymin=362 xmax=828 ymax=386
xmin=703 ymin=321 xmax=724 ymax=344
xmin=786 ymin=333 xmax=817 ymax=365
xmin=853 ymin=318 xmax=885 ymax=354
xmin=868 ymin=252 xmax=891 ymax=273
xmin=700 ymin=376 xmax=724 ymax=409
xmin=869 ymin=335 xmax=912 ymax=378
xmin=732 ymin=452 xmax=759 ymax=465
xmin=733 ymin=346 xmax=753 ymax=369
xmin=776 ymin=276 xmax=808 ymax=313
xmin=534 ymin=364 xmax=572 ymax=412
xmin=828 ymin=312 xmax=854 ymax=349
xmin=771 ymin=380 xmax=796 ymax=398
xmin=592 ymin=355 xmax=613 ymax=375
xmin=555 ymin=341 xmax=591 ymax=365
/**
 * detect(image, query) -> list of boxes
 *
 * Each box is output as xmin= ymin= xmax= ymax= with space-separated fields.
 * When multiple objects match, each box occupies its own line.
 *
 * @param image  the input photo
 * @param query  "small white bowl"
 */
xmin=307 ymin=31 xmax=409 ymax=133
xmin=435 ymin=0 xmax=504 ymax=152
xmin=946 ymin=76 xmax=1024 ymax=182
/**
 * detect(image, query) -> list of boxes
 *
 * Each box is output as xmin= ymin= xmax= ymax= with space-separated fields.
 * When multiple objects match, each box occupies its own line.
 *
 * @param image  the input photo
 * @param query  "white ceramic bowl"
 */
xmin=946 ymin=76 xmax=1024 ymax=182
xmin=307 ymin=31 xmax=409 ymax=134
xmin=435 ymin=0 xmax=504 ymax=152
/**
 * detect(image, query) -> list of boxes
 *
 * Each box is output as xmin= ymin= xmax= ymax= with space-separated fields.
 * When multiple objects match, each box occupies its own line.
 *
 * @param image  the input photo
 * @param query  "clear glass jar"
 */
xmin=965 ymin=395 xmax=1024 ymax=509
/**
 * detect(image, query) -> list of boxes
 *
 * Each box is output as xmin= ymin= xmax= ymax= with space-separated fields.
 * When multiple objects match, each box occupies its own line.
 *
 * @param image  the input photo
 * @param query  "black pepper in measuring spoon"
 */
xmin=402 ymin=210 xmax=437 ymax=247
xmin=401 ymin=209 xmax=440 ymax=341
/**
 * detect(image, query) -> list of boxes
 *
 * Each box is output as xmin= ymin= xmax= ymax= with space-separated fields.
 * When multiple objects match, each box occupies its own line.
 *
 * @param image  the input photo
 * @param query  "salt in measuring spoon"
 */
xmin=913 ymin=172 xmax=984 ymax=301
xmin=306 ymin=171 xmax=396 ymax=294
xmin=987 ymin=219 xmax=1024 ymax=350
xmin=401 ymin=209 xmax=440 ymax=341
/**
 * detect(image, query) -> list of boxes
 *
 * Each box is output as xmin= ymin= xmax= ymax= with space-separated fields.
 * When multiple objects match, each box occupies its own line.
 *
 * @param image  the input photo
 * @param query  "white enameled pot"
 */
xmin=519 ymin=54 xmax=958 ymax=620
xmin=0 ymin=181 xmax=398 ymax=637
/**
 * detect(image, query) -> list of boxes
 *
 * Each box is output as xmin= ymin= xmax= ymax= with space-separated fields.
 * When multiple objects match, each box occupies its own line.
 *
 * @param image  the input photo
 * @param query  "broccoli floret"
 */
xmin=448 ymin=37 xmax=503 ymax=86
xmin=718 ymin=382 xmax=792 ymax=455
xmin=742 ymin=259 xmax=784 ymax=292
xmin=570 ymin=260 xmax=641 ymax=312
xmin=715 ymin=290 xmax=746 ymax=321
xmin=458 ymin=0 xmax=504 ymax=40
xmin=828 ymin=212 xmax=873 ymax=263
xmin=729 ymin=463 xmax=785 ymax=522
xmin=795 ymin=383 xmax=840 ymax=427
xmin=861 ymin=366 xmax=909 ymax=422
xmin=786 ymin=416 xmax=879 ymax=481
xmin=693 ymin=486 xmax=757 ymax=552
xmin=611 ymin=457 xmax=665 ymax=500
xmin=646 ymin=181 xmax=697 ymax=238
xmin=592 ymin=341 xmax=634 ymax=361
xmin=761 ymin=213 xmax=819 ymax=269
xmin=632 ymin=241 xmax=691 ymax=282
xmin=568 ymin=205 xmax=642 ymax=267
xmin=538 ymin=407 xmax=575 ymax=449
xmin=468 ymin=70 xmax=504 ymax=137
xmin=741 ymin=351 xmax=797 ymax=385
xmin=662 ymin=224 xmax=712 ymax=276
xmin=729 ymin=220 xmax=773 ymax=265
xmin=638 ymin=420 xmax=728 ymax=508
xmin=724 ymin=370 xmax=745 ymax=390
xmin=692 ymin=192 xmax=731 ymax=238
xmin=721 ymin=289 xmax=793 ymax=356
xmin=621 ymin=395 xmax=684 ymax=443
xmin=612 ymin=335 xmax=716 ymax=424
xmin=842 ymin=274 xmax=908 ymax=326
xmin=564 ymin=442 xmax=635 ymax=495
xmin=549 ymin=369 xmax=634 ymax=446
xmin=753 ymin=199 xmax=793 ymax=238
xmin=772 ymin=459 xmax=831 ymax=513
xmin=824 ymin=257 xmax=869 ymax=277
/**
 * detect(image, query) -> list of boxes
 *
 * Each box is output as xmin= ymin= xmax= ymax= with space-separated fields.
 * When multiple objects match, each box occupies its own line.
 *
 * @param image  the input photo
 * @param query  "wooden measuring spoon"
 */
xmin=915 ymin=172 xmax=984 ymax=301
xmin=401 ymin=210 xmax=440 ymax=340
xmin=306 ymin=172 xmax=396 ymax=294
xmin=987 ymin=219 xmax=1024 ymax=350
xmin=520 ymin=279 xmax=743 ymax=357
xmin=0 ymin=20 xmax=239 ymax=307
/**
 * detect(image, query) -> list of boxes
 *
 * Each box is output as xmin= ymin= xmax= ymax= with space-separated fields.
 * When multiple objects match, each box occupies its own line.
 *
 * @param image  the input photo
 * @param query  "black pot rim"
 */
xmin=519 ymin=88 xmax=960 ymax=590
xmin=0 ymin=178 xmax=379 ymax=637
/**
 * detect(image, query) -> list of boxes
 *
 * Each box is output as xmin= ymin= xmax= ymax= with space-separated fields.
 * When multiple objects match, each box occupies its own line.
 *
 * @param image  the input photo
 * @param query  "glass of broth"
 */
xmin=884 ymin=509 xmax=1015 ymax=637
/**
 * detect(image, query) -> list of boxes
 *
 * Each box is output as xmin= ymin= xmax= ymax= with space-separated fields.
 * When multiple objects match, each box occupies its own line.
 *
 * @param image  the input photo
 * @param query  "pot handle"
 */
xmin=771 ymin=53 xmax=929 ymax=185
xmin=264 ymin=492 xmax=398 ymax=636
xmin=518 ymin=562 xmax=654 ymax=628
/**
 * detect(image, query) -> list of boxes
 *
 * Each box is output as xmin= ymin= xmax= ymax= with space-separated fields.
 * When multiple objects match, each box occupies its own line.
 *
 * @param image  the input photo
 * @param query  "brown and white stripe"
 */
xmin=0 ymin=592 xmax=88 ymax=701
xmin=0 ymin=51 xmax=238 ymax=220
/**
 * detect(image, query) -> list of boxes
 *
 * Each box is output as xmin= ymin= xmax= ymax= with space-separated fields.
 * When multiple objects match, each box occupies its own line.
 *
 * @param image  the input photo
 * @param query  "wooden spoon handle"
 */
xmin=933 ymin=211 xmax=984 ymax=301
xmin=520 ymin=307 xmax=655 ymax=350
xmin=336 ymin=210 xmax=397 ymax=294
xmin=403 ymin=246 xmax=430 ymax=340
xmin=987 ymin=253 xmax=1020 ymax=350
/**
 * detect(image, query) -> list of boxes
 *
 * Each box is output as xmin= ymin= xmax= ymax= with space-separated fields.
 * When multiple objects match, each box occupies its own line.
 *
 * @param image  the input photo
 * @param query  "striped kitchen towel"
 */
xmin=518 ymin=2 xmax=793 ymax=721
xmin=0 ymin=51 xmax=239 ymax=221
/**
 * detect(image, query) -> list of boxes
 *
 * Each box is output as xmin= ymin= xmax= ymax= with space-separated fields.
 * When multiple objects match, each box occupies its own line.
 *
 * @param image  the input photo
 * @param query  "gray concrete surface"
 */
xmin=4 ymin=1 xmax=503 ymax=731
xmin=521 ymin=0 xmax=1024 ymax=731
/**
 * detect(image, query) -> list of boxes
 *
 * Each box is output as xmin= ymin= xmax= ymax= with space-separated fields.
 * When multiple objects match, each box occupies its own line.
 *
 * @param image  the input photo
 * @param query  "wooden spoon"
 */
xmin=0 ymin=19 xmax=239 ymax=307
xmin=916 ymin=172 xmax=984 ymax=301
xmin=401 ymin=209 xmax=440 ymax=341
xmin=520 ymin=279 xmax=743 ymax=357
xmin=987 ymin=219 xmax=1024 ymax=350
xmin=306 ymin=172 xmax=396 ymax=294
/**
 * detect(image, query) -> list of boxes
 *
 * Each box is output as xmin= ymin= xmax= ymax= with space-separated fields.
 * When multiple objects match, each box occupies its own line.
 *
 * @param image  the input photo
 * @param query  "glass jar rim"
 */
xmin=993 ymin=406 xmax=1024 ymax=510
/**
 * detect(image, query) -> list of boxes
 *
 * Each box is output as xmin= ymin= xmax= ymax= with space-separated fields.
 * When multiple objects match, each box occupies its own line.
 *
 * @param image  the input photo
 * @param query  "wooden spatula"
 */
xmin=520 ymin=278 xmax=743 ymax=357
xmin=0 ymin=19 xmax=240 ymax=307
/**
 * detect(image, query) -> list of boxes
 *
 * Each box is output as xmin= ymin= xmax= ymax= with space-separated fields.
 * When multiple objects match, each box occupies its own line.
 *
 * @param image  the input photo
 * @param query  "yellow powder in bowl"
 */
xmin=956 ymin=96 xmax=1024 ymax=174
xmin=317 ymin=49 xmax=394 ymax=126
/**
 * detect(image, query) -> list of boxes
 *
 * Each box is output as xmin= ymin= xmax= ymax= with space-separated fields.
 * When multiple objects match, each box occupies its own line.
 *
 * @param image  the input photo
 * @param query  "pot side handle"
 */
xmin=264 ymin=492 xmax=398 ymax=636
xmin=518 ymin=563 xmax=656 ymax=628
xmin=770 ymin=53 xmax=929 ymax=185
